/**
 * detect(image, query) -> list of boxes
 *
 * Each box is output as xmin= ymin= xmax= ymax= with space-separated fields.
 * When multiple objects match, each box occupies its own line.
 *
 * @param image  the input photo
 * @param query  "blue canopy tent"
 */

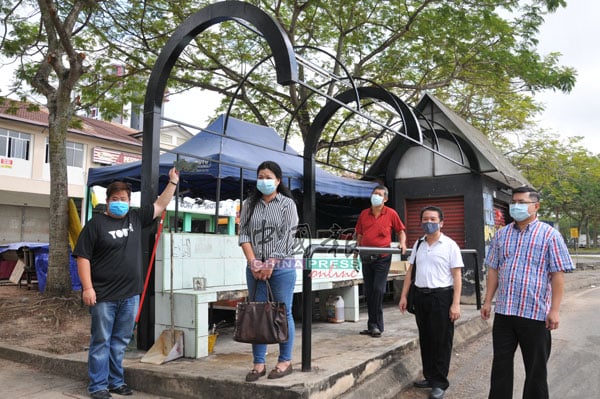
xmin=87 ymin=115 xmax=376 ymax=201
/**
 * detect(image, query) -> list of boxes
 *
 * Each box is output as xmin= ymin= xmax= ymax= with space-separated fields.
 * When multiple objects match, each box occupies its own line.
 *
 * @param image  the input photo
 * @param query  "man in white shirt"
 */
xmin=399 ymin=206 xmax=463 ymax=399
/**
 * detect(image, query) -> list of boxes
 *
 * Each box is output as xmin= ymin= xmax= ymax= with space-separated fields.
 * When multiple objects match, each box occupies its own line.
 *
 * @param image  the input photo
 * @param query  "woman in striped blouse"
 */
xmin=239 ymin=160 xmax=299 ymax=382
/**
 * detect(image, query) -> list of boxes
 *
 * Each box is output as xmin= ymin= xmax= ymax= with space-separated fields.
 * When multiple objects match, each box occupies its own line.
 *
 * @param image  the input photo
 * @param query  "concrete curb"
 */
xmin=1 ymin=267 xmax=598 ymax=399
xmin=340 ymin=317 xmax=491 ymax=399
xmin=0 ymin=315 xmax=491 ymax=399
xmin=0 ymin=345 xmax=87 ymax=381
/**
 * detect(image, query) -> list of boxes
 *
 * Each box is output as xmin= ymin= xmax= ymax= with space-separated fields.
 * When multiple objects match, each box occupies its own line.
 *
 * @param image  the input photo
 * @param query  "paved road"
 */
xmin=397 ymin=285 xmax=600 ymax=399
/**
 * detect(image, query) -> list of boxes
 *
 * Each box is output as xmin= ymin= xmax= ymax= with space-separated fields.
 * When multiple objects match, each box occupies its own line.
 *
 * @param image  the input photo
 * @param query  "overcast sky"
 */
xmin=534 ymin=1 xmax=600 ymax=152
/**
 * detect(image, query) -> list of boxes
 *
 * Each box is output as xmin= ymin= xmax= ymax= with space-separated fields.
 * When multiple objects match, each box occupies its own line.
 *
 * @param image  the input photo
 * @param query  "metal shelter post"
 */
xmin=301 ymin=245 xmax=404 ymax=371
xmin=137 ymin=0 xmax=298 ymax=350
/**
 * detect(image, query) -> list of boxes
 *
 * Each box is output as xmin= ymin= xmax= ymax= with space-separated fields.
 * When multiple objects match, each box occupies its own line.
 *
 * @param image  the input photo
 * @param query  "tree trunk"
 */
xmin=44 ymin=89 xmax=74 ymax=296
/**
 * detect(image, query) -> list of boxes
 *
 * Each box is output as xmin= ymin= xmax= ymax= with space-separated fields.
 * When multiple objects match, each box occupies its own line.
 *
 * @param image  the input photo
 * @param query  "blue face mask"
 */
xmin=256 ymin=179 xmax=277 ymax=195
xmin=421 ymin=222 xmax=440 ymax=235
xmin=370 ymin=194 xmax=384 ymax=206
xmin=108 ymin=201 xmax=129 ymax=217
xmin=509 ymin=203 xmax=530 ymax=222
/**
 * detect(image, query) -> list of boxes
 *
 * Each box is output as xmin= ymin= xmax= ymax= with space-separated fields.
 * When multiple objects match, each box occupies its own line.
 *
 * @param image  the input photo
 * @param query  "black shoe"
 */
xmin=370 ymin=327 xmax=382 ymax=337
xmin=429 ymin=387 xmax=445 ymax=399
xmin=413 ymin=379 xmax=431 ymax=388
xmin=359 ymin=329 xmax=373 ymax=335
xmin=108 ymin=384 xmax=133 ymax=396
xmin=90 ymin=390 xmax=112 ymax=399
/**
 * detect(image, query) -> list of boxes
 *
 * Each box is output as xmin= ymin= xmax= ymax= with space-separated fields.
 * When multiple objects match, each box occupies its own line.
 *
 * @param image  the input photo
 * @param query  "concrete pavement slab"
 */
xmin=1 ymin=267 xmax=598 ymax=399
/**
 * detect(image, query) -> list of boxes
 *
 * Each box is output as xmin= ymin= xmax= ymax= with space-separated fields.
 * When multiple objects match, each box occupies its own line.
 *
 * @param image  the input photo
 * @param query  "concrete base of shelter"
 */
xmin=0 ymin=305 xmax=489 ymax=399
xmin=1 ymin=267 xmax=598 ymax=399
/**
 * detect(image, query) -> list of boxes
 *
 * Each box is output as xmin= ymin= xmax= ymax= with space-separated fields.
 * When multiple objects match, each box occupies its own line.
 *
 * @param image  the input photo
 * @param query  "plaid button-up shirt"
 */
xmin=485 ymin=219 xmax=574 ymax=321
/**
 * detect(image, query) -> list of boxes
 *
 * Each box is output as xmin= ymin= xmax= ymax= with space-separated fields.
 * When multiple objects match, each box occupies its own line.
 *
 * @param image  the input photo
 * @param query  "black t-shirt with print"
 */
xmin=73 ymin=204 xmax=155 ymax=302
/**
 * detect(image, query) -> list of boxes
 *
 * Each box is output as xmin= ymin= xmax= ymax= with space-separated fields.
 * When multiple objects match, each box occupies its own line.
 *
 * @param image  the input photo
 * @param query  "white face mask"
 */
xmin=371 ymin=194 xmax=384 ymax=206
xmin=256 ymin=179 xmax=277 ymax=195
xmin=509 ymin=203 xmax=531 ymax=222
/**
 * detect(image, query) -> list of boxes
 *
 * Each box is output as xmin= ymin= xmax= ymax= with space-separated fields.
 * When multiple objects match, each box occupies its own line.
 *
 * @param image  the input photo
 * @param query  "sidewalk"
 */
xmin=1 ymin=267 xmax=598 ymax=399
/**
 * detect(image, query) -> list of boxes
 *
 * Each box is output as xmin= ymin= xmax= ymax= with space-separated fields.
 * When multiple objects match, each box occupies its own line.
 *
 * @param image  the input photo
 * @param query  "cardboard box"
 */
xmin=389 ymin=260 xmax=409 ymax=274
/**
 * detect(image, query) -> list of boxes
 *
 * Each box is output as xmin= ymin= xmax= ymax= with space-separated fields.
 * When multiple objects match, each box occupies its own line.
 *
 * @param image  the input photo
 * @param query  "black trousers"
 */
xmin=361 ymin=254 xmax=391 ymax=331
xmin=489 ymin=313 xmax=551 ymax=399
xmin=414 ymin=288 xmax=454 ymax=390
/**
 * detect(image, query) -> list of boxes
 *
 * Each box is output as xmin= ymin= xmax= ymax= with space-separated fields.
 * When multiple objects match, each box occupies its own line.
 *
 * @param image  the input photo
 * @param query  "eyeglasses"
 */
xmin=509 ymin=201 xmax=537 ymax=205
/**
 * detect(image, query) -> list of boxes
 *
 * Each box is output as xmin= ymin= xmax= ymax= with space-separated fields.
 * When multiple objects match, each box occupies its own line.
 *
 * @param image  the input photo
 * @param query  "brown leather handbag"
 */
xmin=233 ymin=280 xmax=289 ymax=344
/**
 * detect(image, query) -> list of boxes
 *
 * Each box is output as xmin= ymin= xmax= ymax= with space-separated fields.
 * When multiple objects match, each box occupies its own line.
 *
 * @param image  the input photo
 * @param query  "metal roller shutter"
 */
xmin=404 ymin=197 xmax=465 ymax=248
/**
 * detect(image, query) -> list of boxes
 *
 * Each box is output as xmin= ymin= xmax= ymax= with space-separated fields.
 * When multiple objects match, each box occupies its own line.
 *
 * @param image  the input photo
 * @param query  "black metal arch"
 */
xmin=305 ymin=86 xmax=421 ymax=155
xmin=299 ymin=86 xmax=421 ymax=370
xmin=137 ymin=0 xmax=298 ymax=350
xmin=141 ymin=0 xmax=297 ymax=207
xmin=303 ymin=86 xmax=421 ymax=230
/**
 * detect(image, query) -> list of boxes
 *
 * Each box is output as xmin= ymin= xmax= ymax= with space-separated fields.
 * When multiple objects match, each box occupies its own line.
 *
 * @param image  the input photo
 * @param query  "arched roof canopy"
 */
xmin=141 ymin=0 xmax=298 ymax=205
xmin=302 ymin=86 xmax=421 ymax=229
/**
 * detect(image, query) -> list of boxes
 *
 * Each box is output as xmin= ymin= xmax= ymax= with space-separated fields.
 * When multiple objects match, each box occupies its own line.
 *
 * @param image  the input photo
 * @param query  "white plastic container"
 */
xmin=327 ymin=295 xmax=345 ymax=323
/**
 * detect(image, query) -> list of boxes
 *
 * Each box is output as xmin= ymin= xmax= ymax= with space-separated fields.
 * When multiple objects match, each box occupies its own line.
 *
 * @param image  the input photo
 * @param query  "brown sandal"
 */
xmin=245 ymin=367 xmax=266 ymax=382
xmin=267 ymin=363 xmax=293 ymax=379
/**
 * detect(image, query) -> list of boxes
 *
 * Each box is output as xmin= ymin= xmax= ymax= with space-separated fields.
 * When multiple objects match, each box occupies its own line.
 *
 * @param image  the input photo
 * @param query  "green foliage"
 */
xmin=2 ymin=1 xmax=576 ymax=158
xmin=502 ymin=130 xmax=600 ymax=238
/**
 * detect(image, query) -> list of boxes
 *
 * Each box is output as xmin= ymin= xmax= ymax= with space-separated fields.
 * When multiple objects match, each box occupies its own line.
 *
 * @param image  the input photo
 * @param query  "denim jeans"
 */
xmin=87 ymin=295 xmax=139 ymax=393
xmin=246 ymin=266 xmax=296 ymax=364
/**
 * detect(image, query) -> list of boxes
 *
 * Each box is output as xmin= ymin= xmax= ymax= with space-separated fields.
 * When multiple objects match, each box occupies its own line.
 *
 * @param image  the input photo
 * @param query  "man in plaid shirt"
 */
xmin=481 ymin=186 xmax=574 ymax=399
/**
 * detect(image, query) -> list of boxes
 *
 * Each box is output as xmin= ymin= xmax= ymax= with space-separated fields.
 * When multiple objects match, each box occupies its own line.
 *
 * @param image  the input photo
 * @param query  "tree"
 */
xmin=0 ymin=0 xmax=578 ymax=294
xmin=503 ymin=130 xmax=600 ymax=240
xmin=83 ymin=0 xmax=576 ymax=175
xmin=0 ymin=0 xmax=100 ymax=295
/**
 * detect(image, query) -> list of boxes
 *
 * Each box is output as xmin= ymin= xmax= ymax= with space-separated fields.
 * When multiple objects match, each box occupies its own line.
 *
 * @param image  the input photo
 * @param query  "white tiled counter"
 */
xmin=154 ymin=233 xmax=403 ymax=358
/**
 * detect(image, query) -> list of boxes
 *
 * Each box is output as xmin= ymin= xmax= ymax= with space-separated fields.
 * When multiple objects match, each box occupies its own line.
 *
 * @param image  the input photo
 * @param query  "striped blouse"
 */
xmin=238 ymin=193 xmax=299 ymax=260
xmin=485 ymin=219 xmax=574 ymax=321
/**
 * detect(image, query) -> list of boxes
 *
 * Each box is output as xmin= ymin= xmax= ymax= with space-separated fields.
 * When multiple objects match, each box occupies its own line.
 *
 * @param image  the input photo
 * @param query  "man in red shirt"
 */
xmin=354 ymin=185 xmax=407 ymax=337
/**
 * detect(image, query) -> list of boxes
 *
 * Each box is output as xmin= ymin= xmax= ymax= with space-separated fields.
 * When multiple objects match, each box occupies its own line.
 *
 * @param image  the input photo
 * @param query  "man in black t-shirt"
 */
xmin=74 ymin=168 xmax=178 ymax=399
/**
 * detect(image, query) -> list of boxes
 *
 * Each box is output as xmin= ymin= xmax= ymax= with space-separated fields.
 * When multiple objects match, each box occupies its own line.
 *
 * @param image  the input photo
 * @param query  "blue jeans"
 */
xmin=87 ymin=295 xmax=139 ymax=393
xmin=246 ymin=266 xmax=296 ymax=364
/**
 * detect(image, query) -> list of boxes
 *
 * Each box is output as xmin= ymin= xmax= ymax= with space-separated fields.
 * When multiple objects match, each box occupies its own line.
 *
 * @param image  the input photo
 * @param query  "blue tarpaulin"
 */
xmin=86 ymin=115 xmax=376 ymax=199
xmin=0 ymin=243 xmax=81 ymax=292
xmin=34 ymin=247 xmax=81 ymax=292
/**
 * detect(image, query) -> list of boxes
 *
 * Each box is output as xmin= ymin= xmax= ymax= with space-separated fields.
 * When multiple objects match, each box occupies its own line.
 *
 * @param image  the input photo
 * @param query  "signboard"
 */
xmin=93 ymin=147 xmax=142 ymax=165
xmin=0 ymin=157 xmax=14 ymax=169
xmin=570 ymin=228 xmax=579 ymax=239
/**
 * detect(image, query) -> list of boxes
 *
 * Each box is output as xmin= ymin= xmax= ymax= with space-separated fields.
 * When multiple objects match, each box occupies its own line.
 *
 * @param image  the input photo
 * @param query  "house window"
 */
xmin=0 ymin=129 xmax=31 ymax=160
xmin=45 ymin=139 xmax=84 ymax=167
xmin=66 ymin=141 xmax=84 ymax=167
xmin=160 ymin=133 xmax=173 ymax=145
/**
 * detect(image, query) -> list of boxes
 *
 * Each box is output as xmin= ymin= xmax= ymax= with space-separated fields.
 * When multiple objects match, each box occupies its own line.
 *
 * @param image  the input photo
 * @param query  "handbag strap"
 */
xmin=410 ymin=237 xmax=425 ymax=281
xmin=249 ymin=279 xmax=275 ymax=303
